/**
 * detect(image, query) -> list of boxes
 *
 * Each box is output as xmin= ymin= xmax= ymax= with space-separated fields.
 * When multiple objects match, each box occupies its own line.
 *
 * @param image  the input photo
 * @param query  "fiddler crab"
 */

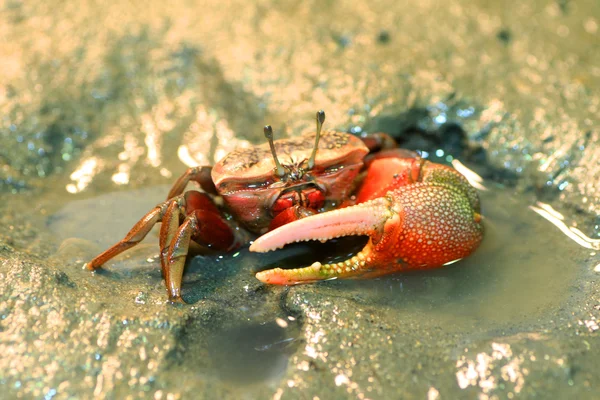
xmin=86 ymin=111 xmax=483 ymax=303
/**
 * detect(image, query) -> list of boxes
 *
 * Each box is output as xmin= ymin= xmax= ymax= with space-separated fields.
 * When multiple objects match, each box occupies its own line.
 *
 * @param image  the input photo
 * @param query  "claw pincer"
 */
xmin=250 ymin=158 xmax=483 ymax=285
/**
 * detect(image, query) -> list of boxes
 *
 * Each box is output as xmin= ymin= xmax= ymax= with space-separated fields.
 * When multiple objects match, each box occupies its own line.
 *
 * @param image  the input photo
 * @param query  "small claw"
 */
xmin=251 ymin=182 xmax=483 ymax=285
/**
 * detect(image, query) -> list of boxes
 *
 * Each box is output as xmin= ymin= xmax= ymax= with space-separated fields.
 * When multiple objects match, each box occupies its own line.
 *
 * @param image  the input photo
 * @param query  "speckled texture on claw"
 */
xmin=252 ymin=182 xmax=483 ymax=284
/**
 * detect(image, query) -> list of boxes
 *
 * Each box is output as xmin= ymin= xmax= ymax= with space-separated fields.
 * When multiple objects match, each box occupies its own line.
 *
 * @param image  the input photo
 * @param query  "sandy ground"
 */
xmin=1 ymin=0 xmax=599 ymax=398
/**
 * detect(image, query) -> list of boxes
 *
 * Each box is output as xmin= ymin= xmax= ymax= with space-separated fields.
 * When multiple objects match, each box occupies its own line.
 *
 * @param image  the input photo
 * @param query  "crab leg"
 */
xmin=86 ymin=199 xmax=175 ymax=271
xmin=163 ymin=207 xmax=237 ymax=301
xmin=250 ymin=182 xmax=483 ymax=285
xmin=167 ymin=166 xmax=217 ymax=199
xmin=86 ymin=191 xmax=239 ymax=302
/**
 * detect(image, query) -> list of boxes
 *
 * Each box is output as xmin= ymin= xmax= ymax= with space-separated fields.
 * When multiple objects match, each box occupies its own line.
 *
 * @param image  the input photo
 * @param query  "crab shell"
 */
xmin=211 ymin=130 xmax=369 ymax=233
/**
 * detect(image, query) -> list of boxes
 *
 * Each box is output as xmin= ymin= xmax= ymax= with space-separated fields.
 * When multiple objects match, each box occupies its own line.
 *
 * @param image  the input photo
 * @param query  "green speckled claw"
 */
xmin=251 ymin=182 xmax=483 ymax=285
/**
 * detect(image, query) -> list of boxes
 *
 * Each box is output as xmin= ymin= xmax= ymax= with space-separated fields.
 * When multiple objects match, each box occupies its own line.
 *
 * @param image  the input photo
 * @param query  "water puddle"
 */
xmin=171 ymin=314 xmax=301 ymax=386
xmin=47 ymin=180 xmax=595 ymax=388
xmin=305 ymin=184 xmax=593 ymax=332
xmin=48 ymin=186 xmax=171 ymax=249
xmin=49 ymin=183 xmax=593 ymax=331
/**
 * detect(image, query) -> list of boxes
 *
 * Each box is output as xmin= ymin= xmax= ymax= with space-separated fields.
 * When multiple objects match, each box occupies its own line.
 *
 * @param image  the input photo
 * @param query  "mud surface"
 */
xmin=1 ymin=0 xmax=599 ymax=399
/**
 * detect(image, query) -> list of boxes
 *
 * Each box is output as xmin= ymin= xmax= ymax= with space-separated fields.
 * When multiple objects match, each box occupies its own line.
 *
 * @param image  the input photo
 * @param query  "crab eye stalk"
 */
xmin=307 ymin=110 xmax=325 ymax=170
xmin=264 ymin=125 xmax=286 ymax=178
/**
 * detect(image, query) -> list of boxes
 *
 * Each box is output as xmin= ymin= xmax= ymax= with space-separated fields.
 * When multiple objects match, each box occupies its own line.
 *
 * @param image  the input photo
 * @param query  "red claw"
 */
xmin=250 ymin=159 xmax=483 ymax=285
xmin=269 ymin=205 xmax=317 ymax=231
xmin=269 ymin=187 xmax=325 ymax=230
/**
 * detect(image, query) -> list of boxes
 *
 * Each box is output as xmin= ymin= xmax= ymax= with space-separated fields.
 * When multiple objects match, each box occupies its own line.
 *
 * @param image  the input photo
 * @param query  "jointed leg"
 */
xmin=159 ymin=200 xmax=182 ymax=278
xmin=167 ymin=166 xmax=217 ymax=199
xmin=360 ymin=132 xmax=397 ymax=152
xmin=86 ymin=190 xmax=238 ymax=303
xmin=86 ymin=198 xmax=180 ymax=270
xmin=163 ymin=206 xmax=237 ymax=302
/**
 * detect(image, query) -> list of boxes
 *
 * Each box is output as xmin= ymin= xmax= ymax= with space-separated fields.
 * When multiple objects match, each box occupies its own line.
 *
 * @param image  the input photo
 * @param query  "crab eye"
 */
xmin=323 ymin=164 xmax=343 ymax=173
xmin=219 ymin=178 xmax=278 ymax=194
xmin=246 ymin=182 xmax=266 ymax=188
xmin=244 ymin=179 xmax=276 ymax=189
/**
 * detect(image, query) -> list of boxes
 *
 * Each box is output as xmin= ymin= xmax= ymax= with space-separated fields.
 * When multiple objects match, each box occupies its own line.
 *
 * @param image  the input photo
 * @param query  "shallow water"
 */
xmin=174 ymin=312 xmax=302 ymax=386
xmin=45 ymin=179 xmax=593 ymax=390
xmin=320 ymin=185 xmax=588 ymax=329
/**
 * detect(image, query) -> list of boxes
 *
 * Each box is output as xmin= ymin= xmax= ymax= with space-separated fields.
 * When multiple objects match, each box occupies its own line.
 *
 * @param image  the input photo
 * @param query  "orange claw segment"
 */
xmin=378 ymin=182 xmax=483 ymax=268
xmin=251 ymin=182 xmax=483 ymax=285
xmin=355 ymin=158 xmax=419 ymax=203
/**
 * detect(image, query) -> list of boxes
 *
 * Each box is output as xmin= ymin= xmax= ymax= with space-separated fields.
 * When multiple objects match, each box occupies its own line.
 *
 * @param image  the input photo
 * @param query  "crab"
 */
xmin=86 ymin=111 xmax=483 ymax=303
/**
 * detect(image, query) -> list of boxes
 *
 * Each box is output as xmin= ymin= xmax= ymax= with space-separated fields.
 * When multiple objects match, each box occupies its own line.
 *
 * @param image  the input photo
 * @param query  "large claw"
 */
xmin=250 ymin=182 xmax=483 ymax=285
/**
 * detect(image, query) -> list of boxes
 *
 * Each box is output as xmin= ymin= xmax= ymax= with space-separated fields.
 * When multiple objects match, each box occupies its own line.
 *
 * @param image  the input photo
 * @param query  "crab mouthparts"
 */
xmin=278 ymin=181 xmax=321 ymax=195
xmin=249 ymin=197 xmax=393 ymax=285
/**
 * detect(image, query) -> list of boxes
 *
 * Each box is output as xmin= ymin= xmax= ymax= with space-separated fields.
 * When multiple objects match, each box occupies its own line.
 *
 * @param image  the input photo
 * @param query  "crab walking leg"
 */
xmin=86 ymin=198 xmax=177 ymax=270
xmin=251 ymin=183 xmax=483 ymax=285
xmin=360 ymin=132 xmax=399 ymax=152
xmin=86 ymin=188 xmax=239 ymax=302
xmin=87 ymin=191 xmax=212 ymax=271
xmin=167 ymin=166 xmax=217 ymax=199
xmin=163 ymin=215 xmax=195 ymax=302
xmin=159 ymin=191 xmax=224 ymax=276
xmin=160 ymin=191 xmax=237 ymax=301
xmin=164 ymin=208 xmax=238 ymax=302
xmin=158 ymin=201 xmax=181 ymax=278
